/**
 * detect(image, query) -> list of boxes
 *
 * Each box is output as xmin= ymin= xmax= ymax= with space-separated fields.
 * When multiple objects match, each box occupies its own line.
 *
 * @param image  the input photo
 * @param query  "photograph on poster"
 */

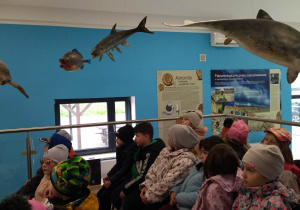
xmin=211 ymin=69 xmax=281 ymax=135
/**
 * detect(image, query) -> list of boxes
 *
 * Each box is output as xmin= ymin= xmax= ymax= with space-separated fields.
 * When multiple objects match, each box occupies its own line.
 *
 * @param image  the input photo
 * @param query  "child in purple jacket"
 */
xmin=192 ymin=144 xmax=243 ymax=210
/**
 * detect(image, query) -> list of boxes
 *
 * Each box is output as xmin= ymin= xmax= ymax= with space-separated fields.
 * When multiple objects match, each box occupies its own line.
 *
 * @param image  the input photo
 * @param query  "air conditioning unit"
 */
xmin=211 ymin=32 xmax=239 ymax=47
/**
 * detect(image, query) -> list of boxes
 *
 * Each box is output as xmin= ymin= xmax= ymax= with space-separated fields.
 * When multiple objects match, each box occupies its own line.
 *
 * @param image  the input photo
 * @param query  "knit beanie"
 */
xmin=28 ymin=200 xmax=47 ymax=210
xmin=50 ymin=156 xmax=90 ymax=197
xmin=169 ymin=124 xmax=200 ymax=149
xmin=183 ymin=111 xmax=203 ymax=128
xmin=57 ymin=130 xmax=72 ymax=141
xmin=116 ymin=124 xmax=134 ymax=144
xmin=264 ymin=128 xmax=291 ymax=145
xmin=43 ymin=144 xmax=69 ymax=164
xmin=242 ymin=144 xmax=284 ymax=180
xmin=227 ymin=120 xmax=249 ymax=145
xmin=49 ymin=132 xmax=72 ymax=151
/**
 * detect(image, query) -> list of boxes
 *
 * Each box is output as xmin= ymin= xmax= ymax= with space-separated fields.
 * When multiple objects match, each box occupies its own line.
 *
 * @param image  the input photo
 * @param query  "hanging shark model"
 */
xmin=91 ymin=16 xmax=154 ymax=62
xmin=163 ymin=9 xmax=300 ymax=84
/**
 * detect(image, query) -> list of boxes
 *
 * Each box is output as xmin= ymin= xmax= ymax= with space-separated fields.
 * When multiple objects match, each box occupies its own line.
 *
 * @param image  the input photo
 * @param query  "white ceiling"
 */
xmin=0 ymin=0 xmax=300 ymax=32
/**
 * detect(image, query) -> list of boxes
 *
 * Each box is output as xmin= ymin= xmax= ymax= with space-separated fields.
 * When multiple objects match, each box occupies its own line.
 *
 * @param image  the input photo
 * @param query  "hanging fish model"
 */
xmin=0 ymin=60 xmax=29 ymax=98
xmin=163 ymin=9 xmax=300 ymax=84
xmin=91 ymin=16 xmax=154 ymax=62
xmin=59 ymin=49 xmax=91 ymax=72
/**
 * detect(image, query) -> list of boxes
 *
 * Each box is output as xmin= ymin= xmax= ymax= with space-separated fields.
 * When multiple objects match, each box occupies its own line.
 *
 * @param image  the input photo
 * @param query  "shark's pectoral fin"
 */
xmin=287 ymin=68 xmax=299 ymax=84
xmin=121 ymin=41 xmax=130 ymax=46
xmin=99 ymin=54 xmax=103 ymax=61
xmin=106 ymin=51 xmax=115 ymax=62
xmin=224 ymin=38 xmax=233 ymax=45
xmin=115 ymin=47 xmax=122 ymax=53
xmin=9 ymin=81 xmax=29 ymax=98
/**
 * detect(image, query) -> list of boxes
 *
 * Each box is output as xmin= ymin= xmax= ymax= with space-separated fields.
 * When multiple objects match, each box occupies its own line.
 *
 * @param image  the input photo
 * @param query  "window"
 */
xmin=54 ymin=97 xmax=133 ymax=155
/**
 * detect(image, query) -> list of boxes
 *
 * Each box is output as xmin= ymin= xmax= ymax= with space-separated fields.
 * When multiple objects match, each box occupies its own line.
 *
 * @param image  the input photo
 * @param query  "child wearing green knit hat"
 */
xmin=49 ymin=156 xmax=99 ymax=210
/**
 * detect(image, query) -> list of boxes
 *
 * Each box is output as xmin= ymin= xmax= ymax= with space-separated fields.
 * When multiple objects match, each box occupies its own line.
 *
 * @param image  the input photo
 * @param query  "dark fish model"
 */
xmin=59 ymin=49 xmax=91 ymax=72
xmin=91 ymin=16 xmax=154 ymax=62
xmin=0 ymin=60 xmax=29 ymax=98
xmin=163 ymin=9 xmax=300 ymax=84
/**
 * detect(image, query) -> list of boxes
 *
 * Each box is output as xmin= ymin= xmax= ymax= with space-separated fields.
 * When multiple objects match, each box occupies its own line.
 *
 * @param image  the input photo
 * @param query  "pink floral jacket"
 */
xmin=192 ymin=168 xmax=244 ymax=210
xmin=140 ymin=146 xmax=198 ymax=203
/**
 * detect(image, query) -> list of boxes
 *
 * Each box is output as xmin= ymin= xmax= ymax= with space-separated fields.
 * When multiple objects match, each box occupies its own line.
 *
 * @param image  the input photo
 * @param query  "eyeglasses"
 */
xmin=40 ymin=159 xmax=55 ymax=165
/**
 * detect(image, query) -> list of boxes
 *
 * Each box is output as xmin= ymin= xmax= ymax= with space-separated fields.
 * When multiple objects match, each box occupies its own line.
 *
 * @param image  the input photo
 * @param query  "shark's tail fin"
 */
xmin=137 ymin=16 xmax=154 ymax=34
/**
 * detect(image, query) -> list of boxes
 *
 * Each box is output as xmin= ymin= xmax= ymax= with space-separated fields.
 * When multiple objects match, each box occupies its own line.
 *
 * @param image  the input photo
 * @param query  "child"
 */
xmin=221 ymin=118 xmax=233 ymax=139
xmin=233 ymin=144 xmax=297 ymax=209
xmin=16 ymin=130 xmax=75 ymax=199
xmin=0 ymin=194 xmax=47 ymax=210
xmin=111 ymin=122 xmax=165 ymax=210
xmin=137 ymin=124 xmax=199 ymax=210
xmin=181 ymin=110 xmax=208 ymax=140
xmin=97 ymin=124 xmax=136 ymax=210
xmin=48 ymin=156 xmax=99 ymax=210
xmin=32 ymin=144 xmax=69 ymax=204
xmin=224 ymin=120 xmax=250 ymax=160
xmin=159 ymin=136 xmax=225 ymax=210
xmin=261 ymin=128 xmax=300 ymax=197
xmin=192 ymin=144 xmax=243 ymax=210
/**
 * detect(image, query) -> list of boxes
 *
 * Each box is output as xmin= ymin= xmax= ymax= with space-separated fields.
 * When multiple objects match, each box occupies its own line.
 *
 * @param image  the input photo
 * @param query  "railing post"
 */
xmin=26 ymin=132 xmax=32 ymax=180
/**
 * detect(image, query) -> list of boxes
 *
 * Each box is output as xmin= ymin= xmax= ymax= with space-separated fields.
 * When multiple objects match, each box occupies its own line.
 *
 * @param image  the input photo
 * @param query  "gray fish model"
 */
xmin=163 ymin=9 xmax=300 ymax=84
xmin=91 ymin=16 xmax=154 ymax=62
xmin=0 ymin=60 xmax=29 ymax=98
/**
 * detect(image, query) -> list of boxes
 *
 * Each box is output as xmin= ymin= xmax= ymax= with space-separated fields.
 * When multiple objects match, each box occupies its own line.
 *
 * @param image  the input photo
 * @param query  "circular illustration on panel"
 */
xmin=158 ymin=84 xmax=164 ymax=91
xmin=162 ymin=73 xmax=173 ymax=86
xmin=196 ymin=70 xmax=202 ymax=80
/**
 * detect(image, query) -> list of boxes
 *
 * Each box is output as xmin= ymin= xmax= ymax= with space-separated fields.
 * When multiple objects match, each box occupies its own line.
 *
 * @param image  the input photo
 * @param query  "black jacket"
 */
xmin=107 ymin=141 xmax=137 ymax=184
xmin=123 ymin=138 xmax=165 ymax=195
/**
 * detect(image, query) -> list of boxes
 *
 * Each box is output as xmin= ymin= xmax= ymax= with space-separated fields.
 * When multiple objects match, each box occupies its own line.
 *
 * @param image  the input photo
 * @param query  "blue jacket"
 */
xmin=170 ymin=160 xmax=204 ymax=210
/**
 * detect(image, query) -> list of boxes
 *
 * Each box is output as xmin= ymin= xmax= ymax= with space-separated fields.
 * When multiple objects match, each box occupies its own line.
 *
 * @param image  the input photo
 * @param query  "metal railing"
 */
xmin=0 ymin=114 xmax=299 ymax=179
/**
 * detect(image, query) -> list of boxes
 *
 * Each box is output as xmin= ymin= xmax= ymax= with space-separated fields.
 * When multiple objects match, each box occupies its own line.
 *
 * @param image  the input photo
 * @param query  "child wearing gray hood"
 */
xmin=137 ymin=124 xmax=199 ymax=210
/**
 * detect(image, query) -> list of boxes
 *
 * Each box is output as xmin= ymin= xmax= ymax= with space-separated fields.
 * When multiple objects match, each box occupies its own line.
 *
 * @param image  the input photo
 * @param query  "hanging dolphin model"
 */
xmin=91 ymin=16 xmax=154 ymax=62
xmin=163 ymin=9 xmax=300 ymax=84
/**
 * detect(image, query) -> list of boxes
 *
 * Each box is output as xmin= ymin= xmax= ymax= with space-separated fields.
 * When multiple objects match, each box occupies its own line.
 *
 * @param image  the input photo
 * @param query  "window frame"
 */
xmin=54 ymin=97 xmax=132 ymax=156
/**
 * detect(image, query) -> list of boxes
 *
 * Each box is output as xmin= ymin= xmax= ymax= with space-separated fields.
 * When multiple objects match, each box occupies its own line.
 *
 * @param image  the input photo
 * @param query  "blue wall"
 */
xmin=0 ymin=23 xmax=291 ymax=199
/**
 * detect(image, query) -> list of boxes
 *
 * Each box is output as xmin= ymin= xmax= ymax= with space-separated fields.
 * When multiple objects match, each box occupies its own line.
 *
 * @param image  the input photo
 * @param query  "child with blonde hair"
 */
xmin=233 ymin=144 xmax=297 ymax=209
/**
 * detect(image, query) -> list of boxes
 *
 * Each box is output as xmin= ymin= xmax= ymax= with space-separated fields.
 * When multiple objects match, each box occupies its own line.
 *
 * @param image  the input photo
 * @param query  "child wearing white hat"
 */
xmin=32 ymin=144 xmax=69 ymax=204
xmin=232 ymin=144 xmax=297 ymax=209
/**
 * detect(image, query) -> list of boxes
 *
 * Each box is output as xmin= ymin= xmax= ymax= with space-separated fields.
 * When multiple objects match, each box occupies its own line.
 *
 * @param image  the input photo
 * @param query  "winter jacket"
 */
xmin=62 ymin=190 xmax=98 ymax=210
xmin=123 ymin=138 xmax=165 ymax=195
xmin=192 ymin=168 xmax=243 ymax=210
xmin=170 ymin=160 xmax=204 ymax=210
xmin=32 ymin=174 xmax=51 ymax=204
xmin=107 ymin=141 xmax=136 ymax=184
xmin=284 ymin=162 xmax=300 ymax=192
xmin=15 ymin=167 xmax=44 ymax=199
xmin=232 ymin=178 xmax=297 ymax=209
xmin=140 ymin=146 xmax=198 ymax=204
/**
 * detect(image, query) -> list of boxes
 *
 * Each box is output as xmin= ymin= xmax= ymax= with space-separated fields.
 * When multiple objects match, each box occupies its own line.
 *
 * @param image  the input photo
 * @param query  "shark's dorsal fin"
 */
xmin=110 ymin=24 xmax=117 ymax=35
xmin=72 ymin=49 xmax=83 ymax=58
xmin=121 ymin=41 xmax=130 ymax=46
xmin=256 ymin=9 xmax=273 ymax=20
xmin=224 ymin=38 xmax=233 ymax=45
